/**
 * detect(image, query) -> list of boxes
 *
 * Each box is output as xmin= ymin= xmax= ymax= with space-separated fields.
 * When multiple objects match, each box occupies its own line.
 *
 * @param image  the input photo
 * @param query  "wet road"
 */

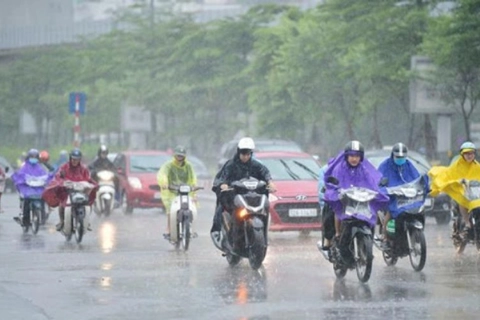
xmin=1 ymin=191 xmax=479 ymax=320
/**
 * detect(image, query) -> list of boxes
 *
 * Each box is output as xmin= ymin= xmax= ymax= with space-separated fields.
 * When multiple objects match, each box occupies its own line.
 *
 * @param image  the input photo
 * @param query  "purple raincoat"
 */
xmin=11 ymin=162 xmax=53 ymax=198
xmin=324 ymin=151 xmax=388 ymax=227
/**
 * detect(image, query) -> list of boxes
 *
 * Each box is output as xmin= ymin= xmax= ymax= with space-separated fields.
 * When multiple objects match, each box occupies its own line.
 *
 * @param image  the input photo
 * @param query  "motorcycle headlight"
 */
xmin=128 ymin=177 xmax=142 ymax=189
xmin=269 ymin=193 xmax=279 ymax=202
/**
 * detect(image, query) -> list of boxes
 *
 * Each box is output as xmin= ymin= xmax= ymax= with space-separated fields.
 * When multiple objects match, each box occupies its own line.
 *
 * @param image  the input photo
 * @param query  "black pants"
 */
xmin=22 ymin=198 xmax=44 ymax=225
xmin=322 ymin=203 xmax=335 ymax=241
xmin=211 ymin=191 xmax=235 ymax=232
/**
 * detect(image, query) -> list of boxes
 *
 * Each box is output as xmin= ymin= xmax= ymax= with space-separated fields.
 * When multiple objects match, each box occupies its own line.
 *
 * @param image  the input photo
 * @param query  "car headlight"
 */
xmin=128 ymin=177 xmax=142 ymax=189
xmin=269 ymin=193 xmax=279 ymax=202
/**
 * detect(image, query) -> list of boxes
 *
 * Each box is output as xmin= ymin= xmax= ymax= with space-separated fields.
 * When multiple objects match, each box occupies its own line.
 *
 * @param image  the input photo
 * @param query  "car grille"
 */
xmin=149 ymin=185 xmax=160 ymax=191
xmin=274 ymin=203 xmax=320 ymax=223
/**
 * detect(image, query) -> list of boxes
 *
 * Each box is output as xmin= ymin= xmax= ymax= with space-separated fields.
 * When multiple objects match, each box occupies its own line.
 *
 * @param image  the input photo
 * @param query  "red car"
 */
xmin=112 ymin=150 xmax=171 ymax=214
xmin=254 ymin=151 xmax=322 ymax=233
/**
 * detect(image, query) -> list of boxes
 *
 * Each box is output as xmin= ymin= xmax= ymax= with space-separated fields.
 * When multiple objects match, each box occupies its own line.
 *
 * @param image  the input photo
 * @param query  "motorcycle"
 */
xmin=212 ymin=177 xmax=270 ymax=270
xmin=93 ymin=170 xmax=116 ymax=217
xmin=15 ymin=175 xmax=49 ymax=234
xmin=374 ymin=176 xmax=428 ymax=271
xmin=167 ymin=184 xmax=203 ymax=250
xmin=318 ymin=182 xmax=379 ymax=283
xmin=61 ymin=180 xmax=95 ymax=244
xmin=451 ymin=179 xmax=480 ymax=254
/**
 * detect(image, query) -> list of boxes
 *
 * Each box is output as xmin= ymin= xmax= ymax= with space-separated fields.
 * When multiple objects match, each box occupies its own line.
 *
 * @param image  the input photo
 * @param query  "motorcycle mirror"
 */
xmin=4 ymin=167 xmax=9 ymax=173
xmin=379 ymin=177 xmax=389 ymax=187
xmin=60 ymin=171 xmax=66 ymax=179
xmin=327 ymin=176 xmax=339 ymax=185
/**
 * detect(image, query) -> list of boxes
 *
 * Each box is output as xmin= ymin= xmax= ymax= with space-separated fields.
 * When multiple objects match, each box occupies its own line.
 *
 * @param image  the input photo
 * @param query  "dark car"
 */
xmin=365 ymin=149 xmax=452 ymax=225
xmin=112 ymin=150 xmax=171 ymax=214
xmin=218 ymin=138 xmax=303 ymax=169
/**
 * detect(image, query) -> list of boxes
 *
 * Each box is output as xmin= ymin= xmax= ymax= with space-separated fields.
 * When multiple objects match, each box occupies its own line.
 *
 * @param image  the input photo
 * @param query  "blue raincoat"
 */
xmin=378 ymin=156 xmax=429 ymax=218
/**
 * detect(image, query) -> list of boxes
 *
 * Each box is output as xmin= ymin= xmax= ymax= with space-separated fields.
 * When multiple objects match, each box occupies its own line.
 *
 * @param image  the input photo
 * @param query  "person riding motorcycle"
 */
xmin=11 ymin=149 xmax=52 ymax=226
xmin=210 ymin=137 xmax=276 ymax=246
xmin=157 ymin=145 xmax=197 ymax=239
xmin=39 ymin=150 xmax=55 ymax=172
xmin=429 ymin=141 xmax=480 ymax=239
xmin=44 ymin=149 xmax=96 ymax=231
xmin=324 ymin=141 xmax=388 ymax=242
xmin=377 ymin=143 xmax=428 ymax=246
xmin=88 ymin=145 xmax=118 ymax=199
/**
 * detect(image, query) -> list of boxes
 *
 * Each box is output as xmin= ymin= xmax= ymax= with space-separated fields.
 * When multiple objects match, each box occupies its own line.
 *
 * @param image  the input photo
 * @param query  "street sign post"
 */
xmin=68 ymin=92 xmax=87 ymax=147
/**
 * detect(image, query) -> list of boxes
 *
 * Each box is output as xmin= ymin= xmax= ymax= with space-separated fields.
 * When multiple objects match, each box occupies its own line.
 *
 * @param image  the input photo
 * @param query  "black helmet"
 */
xmin=70 ymin=148 xmax=82 ymax=160
xmin=174 ymin=145 xmax=187 ymax=157
xmin=344 ymin=140 xmax=364 ymax=160
xmin=98 ymin=144 xmax=108 ymax=156
xmin=392 ymin=143 xmax=408 ymax=158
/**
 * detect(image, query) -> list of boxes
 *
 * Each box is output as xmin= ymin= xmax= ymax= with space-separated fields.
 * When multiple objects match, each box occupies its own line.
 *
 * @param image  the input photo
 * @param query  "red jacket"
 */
xmin=43 ymin=162 xmax=97 ymax=207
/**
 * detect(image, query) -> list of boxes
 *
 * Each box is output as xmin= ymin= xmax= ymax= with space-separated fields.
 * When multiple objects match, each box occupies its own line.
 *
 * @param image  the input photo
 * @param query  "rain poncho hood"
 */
xmin=378 ymin=157 xmax=428 ymax=218
xmin=429 ymin=156 xmax=480 ymax=210
xmin=11 ymin=161 xmax=53 ymax=198
xmin=324 ymin=151 xmax=388 ymax=227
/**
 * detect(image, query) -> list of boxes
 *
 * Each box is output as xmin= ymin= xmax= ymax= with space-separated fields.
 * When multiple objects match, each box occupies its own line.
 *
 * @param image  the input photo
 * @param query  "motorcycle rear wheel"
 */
xmin=409 ymin=229 xmax=426 ymax=271
xmin=226 ymin=253 xmax=241 ymax=266
xmin=355 ymin=235 xmax=373 ymax=283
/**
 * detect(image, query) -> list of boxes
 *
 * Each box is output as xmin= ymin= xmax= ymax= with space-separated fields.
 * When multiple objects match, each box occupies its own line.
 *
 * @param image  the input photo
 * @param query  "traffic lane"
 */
xmin=0 ymin=192 xmax=480 ymax=319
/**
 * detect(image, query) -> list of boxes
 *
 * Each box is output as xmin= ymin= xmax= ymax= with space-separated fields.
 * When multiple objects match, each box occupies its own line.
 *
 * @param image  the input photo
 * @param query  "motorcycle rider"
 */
xmin=11 ymin=149 xmax=51 ymax=226
xmin=378 ymin=143 xmax=427 ymax=246
xmin=39 ymin=150 xmax=55 ymax=172
xmin=0 ymin=165 xmax=5 ymax=213
xmin=324 ymin=141 xmax=388 ymax=243
xmin=50 ymin=149 xmax=95 ymax=231
xmin=210 ymin=137 xmax=276 ymax=247
xmin=429 ymin=141 xmax=480 ymax=239
xmin=88 ymin=145 xmax=119 ymax=203
xmin=157 ymin=145 xmax=197 ymax=239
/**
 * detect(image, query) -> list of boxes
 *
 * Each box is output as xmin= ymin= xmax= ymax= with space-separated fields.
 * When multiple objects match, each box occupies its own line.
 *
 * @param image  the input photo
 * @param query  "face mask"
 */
xmin=28 ymin=158 xmax=39 ymax=164
xmin=394 ymin=157 xmax=406 ymax=166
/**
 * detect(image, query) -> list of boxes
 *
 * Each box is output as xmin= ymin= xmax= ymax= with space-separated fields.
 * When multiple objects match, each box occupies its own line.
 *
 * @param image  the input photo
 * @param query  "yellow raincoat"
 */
xmin=428 ymin=156 xmax=480 ymax=211
xmin=156 ymin=157 xmax=197 ymax=214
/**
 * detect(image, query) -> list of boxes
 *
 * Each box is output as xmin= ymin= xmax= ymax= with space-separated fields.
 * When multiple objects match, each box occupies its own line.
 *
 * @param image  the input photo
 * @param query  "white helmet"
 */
xmin=238 ymin=137 xmax=255 ymax=150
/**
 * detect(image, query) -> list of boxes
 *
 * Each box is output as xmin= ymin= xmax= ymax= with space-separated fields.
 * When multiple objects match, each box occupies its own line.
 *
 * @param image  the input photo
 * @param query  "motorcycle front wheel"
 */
xmin=355 ymin=234 xmax=373 ymax=283
xmin=31 ymin=207 xmax=40 ymax=235
xmin=248 ymin=228 xmax=267 ymax=270
xmin=181 ymin=219 xmax=191 ymax=251
xmin=409 ymin=229 xmax=426 ymax=271
xmin=74 ymin=214 xmax=84 ymax=244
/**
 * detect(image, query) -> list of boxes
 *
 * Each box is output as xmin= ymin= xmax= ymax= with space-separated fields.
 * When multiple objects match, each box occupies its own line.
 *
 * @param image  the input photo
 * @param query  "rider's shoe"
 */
xmin=163 ymin=233 xmax=171 ymax=240
xmin=211 ymin=231 xmax=223 ymax=249
xmin=191 ymin=232 xmax=198 ymax=239
xmin=13 ymin=216 xmax=23 ymax=226
xmin=87 ymin=223 xmax=92 ymax=231
xmin=56 ymin=222 xmax=64 ymax=232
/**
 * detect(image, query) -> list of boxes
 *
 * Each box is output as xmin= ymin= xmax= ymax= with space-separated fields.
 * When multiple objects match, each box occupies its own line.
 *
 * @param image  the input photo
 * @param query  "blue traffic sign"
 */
xmin=68 ymin=92 xmax=87 ymax=114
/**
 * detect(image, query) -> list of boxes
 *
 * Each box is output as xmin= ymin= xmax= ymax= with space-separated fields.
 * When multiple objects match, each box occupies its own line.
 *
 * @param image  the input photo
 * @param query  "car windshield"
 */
xmin=129 ymin=155 xmax=170 ymax=173
xmin=261 ymin=157 xmax=319 ymax=181
xmin=256 ymin=142 xmax=302 ymax=153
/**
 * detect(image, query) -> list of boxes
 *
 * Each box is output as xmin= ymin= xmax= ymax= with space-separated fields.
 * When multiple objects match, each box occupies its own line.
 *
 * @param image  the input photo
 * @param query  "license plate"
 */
xmin=154 ymin=192 xmax=161 ymax=199
xmin=288 ymin=208 xmax=317 ymax=217
xmin=424 ymin=198 xmax=432 ymax=206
